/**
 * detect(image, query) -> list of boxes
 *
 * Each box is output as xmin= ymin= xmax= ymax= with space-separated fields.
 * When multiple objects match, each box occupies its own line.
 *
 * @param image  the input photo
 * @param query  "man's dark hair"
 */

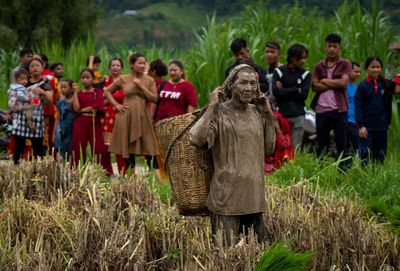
xmin=230 ymin=38 xmax=247 ymax=54
xmin=19 ymin=48 xmax=33 ymax=57
xmin=14 ymin=69 xmax=29 ymax=81
xmin=149 ymin=59 xmax=168 ymax=77
xmin=351 ymin=61 xmax=360 ymax=69
xmin=287 ymin=44 xmax=308 ymax=63
xmin=265 ymin=41 xmax=281 ymax=51
xmin=325 ymin=33 xmax=342 ymax=44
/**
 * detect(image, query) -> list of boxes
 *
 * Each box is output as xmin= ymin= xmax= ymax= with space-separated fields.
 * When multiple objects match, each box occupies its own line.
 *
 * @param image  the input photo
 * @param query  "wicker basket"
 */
xmin=155 ymin=112 xmax=213 ymax=216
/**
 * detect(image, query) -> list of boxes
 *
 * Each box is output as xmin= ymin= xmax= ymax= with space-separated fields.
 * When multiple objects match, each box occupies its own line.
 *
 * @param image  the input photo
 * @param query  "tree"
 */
xmin=0 ymin=0 xmax=100 ymax=48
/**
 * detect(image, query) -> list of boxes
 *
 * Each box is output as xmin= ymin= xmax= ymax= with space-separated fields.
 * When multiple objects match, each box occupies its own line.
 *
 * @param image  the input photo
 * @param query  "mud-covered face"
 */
xmin=232 ymin=71 xmax=258 ymax=104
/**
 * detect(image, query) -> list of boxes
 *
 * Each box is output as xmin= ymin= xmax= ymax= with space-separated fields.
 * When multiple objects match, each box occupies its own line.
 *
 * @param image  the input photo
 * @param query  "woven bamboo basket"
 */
xmin=155 ymin=112 xmax=213 ymax=216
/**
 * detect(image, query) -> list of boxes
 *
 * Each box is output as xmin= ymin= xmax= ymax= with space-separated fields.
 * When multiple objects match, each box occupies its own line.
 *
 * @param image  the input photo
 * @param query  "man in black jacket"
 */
xmin=225 ymin=38 xmax=268 ymax=93
xmin=272 ymin=44 xmax=311 ymax=149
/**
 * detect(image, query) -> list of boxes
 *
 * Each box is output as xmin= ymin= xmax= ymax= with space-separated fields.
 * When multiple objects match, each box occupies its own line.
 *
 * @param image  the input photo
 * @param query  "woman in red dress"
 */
xmin=101 ymin=58 xmax=127 ymax=173
xmin=71 ymin=68 xmax=113 ymax=175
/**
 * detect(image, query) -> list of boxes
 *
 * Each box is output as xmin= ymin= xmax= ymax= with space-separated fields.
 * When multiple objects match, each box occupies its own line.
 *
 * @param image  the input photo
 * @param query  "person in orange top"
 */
xmin=38 ymin=53 xmax=60 ymax=152
xmin=87 ymin=55 xmax=107 ymax=89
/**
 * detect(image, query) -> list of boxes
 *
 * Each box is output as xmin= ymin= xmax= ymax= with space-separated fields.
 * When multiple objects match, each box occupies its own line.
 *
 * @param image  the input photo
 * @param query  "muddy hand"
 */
xmin=209 ymin=87 xmax=224 ymax=106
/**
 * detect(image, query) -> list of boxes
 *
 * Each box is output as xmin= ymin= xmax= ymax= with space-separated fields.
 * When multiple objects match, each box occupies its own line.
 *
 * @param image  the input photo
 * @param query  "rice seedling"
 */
xmin=254 ymin=243 xmax=314 ymax=271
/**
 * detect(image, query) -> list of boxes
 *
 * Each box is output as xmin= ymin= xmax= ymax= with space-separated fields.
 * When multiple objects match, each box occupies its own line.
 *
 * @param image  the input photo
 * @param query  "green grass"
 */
xmin=268 ymin=123 xmax=400 ymax=234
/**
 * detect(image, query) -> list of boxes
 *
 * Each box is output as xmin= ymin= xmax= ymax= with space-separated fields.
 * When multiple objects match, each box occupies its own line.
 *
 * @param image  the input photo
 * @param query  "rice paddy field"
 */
xmin=0 ymin=1 xmax=400 ymax=270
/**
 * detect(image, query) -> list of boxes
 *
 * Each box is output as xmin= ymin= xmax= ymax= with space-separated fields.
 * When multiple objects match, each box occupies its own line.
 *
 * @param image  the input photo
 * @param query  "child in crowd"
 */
xmin=346 ymin=62 xmax=361 ymax=154
xmin=7 ymin=70 xmax=40 ymax=131
xmin=264 ymin=41 xmax=283 ymax=108
xmin=87 ymin=55 xmax=106 ymax=89
xmin=54 ymin=79 xmax=75 ymax=161
xmin=355 ymin=56 xmax=398 ymax=164
xmin=49 ymin=62 xmax=64 ymax=80
xmin=71 ymin=68 xmax=113 ymax=175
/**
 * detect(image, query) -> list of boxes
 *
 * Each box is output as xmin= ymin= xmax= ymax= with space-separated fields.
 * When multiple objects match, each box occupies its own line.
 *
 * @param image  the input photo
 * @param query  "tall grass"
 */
xmin=0 ymin=159 xmax=399 ymax=270
xmin=185 ymin=1 xmax=398 ymax=105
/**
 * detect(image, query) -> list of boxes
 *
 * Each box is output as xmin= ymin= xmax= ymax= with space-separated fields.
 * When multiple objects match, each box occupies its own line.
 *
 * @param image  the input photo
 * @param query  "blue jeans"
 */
xmin=358 ymin=130 xmax=387 ymax=164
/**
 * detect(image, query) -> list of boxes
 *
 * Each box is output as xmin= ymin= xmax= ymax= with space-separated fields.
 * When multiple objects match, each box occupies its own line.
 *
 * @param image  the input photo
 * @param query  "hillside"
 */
xmin=96 ymin=0 xmax=400 ymax=49
xmin=96 ymin=2 xmax=215 ymax=49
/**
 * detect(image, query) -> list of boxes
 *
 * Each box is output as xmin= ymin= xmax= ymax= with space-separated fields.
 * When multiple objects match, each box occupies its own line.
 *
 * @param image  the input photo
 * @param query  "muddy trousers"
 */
xmin=71 ymin=116 xmax=113 ymax=175
xmin=209 ymin=212 xmax=267 ymax=246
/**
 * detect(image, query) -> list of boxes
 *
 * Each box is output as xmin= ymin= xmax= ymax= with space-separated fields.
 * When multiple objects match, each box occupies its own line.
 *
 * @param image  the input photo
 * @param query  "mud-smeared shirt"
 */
xmin=204 ymin=102 xmax=275 ymax=215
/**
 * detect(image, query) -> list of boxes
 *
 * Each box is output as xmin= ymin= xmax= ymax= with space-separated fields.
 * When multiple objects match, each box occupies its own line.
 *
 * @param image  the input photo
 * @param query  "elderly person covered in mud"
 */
xmin=189 ymin=64 xmax=276 ymax=245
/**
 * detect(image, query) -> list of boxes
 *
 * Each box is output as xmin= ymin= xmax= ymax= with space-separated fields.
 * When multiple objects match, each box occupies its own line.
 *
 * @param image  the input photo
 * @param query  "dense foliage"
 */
xmin=0 ymin=0 xmax=100 ymax=48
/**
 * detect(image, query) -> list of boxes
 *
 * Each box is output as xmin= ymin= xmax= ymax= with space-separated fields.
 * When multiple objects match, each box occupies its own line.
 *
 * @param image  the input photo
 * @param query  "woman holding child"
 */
xmin=10 ymin=57 xmax=53 ymax=164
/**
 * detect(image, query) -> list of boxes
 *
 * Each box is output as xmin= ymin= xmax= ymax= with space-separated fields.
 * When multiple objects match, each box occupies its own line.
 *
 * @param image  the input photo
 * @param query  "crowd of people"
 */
xmin=5 ymin=33 xmax=400 ymax=245
xmin=7 ymin=49 xmax=198 ymax=177
xmin=225 ymin=34 xmax=400 ymax=169
xmin=6 ymin=33 xmax=400 ymax=176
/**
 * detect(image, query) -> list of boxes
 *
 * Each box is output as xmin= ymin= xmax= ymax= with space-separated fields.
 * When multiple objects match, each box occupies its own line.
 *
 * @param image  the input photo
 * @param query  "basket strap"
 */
xmin=164 ymin=111 xmax=203 ymax=168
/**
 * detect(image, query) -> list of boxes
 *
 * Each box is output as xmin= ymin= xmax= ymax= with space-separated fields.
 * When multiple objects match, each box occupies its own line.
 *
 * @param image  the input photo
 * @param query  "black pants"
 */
xmin=210 ymin=212 xmax=267 ymax=246
xmin=316 ymin=110 xmax=349 ymax=160
xmin=13 ymin=135 xmax=44 ymax=165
